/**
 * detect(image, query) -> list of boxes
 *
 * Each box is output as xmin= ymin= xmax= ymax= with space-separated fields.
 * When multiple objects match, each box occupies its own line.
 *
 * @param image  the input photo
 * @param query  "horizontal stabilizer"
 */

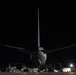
xmin=46 ymin=44 xmax=76 ymax=54
xmin=0 ymin=44 xmax=32 ymax=54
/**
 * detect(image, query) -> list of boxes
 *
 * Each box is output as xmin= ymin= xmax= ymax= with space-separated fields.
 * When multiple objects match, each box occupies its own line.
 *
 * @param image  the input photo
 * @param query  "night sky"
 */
xmin=0 ymin=1 xmax=76 ymax=66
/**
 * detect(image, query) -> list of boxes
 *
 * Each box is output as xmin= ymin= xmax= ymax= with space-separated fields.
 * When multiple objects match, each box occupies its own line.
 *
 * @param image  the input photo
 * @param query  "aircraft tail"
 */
xmin=38 ymin=7 xmax=40 ymax=48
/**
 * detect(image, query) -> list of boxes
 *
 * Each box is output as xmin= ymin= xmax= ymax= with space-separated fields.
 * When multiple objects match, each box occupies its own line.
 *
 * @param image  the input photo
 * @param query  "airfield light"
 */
xmin=70 ymin=64 xmax=73 ymax=68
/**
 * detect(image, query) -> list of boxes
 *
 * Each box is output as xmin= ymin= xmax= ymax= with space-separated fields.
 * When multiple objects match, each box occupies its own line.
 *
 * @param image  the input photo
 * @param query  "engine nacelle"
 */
xmin=38 ymin=50 xmax=47 ymax=65
xmin=30 ymin=47 xmax=47 ymax=67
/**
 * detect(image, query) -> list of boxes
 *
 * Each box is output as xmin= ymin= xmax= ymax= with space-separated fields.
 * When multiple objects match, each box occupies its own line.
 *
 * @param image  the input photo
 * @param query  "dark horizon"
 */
xmin=0 ymin=1 xmax=76 ymax=67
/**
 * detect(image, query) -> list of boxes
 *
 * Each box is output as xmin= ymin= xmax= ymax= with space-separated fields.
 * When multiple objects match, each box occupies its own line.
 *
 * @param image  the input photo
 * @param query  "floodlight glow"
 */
xmin=70 ymin=64 xmax=73 ymax=67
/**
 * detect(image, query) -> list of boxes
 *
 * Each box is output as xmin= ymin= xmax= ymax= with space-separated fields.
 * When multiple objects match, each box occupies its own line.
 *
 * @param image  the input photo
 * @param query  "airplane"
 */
xmin=0 ymin=7 xmax=76 ymax=68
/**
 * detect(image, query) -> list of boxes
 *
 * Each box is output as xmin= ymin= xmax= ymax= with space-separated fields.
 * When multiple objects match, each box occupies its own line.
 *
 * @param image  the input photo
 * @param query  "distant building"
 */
xmin=28 ymin=68 xmax=38 ymax=72
xmin=62 ymin=68 xmax=71 ymax=72
xmin=6 ymin=66 xmax=16 ymax=72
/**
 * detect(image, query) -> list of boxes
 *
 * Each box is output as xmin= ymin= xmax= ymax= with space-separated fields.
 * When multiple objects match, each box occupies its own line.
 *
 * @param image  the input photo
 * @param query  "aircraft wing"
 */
xmin=46 ymin=44 xmax=76 ymax=54
xmin=0 ymin=44 xmax=32 ymax=54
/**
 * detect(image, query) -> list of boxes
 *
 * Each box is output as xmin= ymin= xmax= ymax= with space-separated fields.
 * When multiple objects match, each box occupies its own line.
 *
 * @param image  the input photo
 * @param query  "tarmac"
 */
xmin=0 ymin=72 xmax=76 ymax=75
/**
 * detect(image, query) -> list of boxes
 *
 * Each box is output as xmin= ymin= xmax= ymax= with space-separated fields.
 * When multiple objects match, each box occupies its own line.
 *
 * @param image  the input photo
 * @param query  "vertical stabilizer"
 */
xmin=38 ymin=7 xmax=40 ymax=48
